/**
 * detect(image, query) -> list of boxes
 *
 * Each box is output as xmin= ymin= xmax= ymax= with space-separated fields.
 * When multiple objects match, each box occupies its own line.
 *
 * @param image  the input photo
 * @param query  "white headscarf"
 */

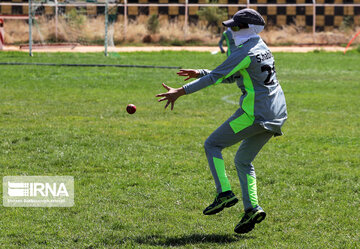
xmin=230 ymin=24 xmax=264 ymax=46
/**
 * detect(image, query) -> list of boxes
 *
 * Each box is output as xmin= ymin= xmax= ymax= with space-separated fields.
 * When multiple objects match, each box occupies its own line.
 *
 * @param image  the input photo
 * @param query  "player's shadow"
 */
xmin=133 ymin=233 xmax=252 ymax=246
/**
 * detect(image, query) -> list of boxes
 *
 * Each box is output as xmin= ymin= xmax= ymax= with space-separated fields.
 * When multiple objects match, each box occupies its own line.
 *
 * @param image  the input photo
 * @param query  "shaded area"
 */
xmin=130 ymin=233 xmax=252 ymax=247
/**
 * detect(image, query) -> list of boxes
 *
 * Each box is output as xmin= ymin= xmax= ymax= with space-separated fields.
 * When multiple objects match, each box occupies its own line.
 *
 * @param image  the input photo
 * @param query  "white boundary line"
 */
xmin=221 ymin=94 xmax=238 ymax=105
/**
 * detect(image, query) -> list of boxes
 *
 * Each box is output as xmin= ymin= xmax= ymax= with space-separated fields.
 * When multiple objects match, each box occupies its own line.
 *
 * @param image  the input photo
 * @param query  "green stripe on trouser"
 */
xmin=213 ymin=157 xmax=231 ymax=192
xmin=246 ymin=174 xmax=259 ymax=208
xmin=204 ymin=116 xmax=273 ymax=209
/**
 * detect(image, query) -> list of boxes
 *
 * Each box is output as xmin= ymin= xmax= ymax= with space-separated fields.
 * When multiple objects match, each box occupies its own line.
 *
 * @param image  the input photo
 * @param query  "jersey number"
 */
xmin=261 ymin=62 xmax=276 ymax=85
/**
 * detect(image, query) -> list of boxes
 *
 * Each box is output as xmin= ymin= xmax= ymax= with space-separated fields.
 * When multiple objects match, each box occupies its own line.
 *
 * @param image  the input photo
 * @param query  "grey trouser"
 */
xmin=204 ymin=109 xmax=273 ymax=211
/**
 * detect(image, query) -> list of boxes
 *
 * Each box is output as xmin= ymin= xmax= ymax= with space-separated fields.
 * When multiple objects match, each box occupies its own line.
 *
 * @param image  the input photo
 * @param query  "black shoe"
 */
xmin=203 ymin=190 xmax=238 ymax=215
xmin=234 ymin=206 xmax=266 ymax=234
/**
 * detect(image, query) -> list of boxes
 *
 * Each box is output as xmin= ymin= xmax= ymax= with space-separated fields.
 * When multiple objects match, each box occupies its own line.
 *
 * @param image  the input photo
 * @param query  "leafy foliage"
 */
xmin=147 ymin=14 xmax=160 ymax=34
xmin=197 ymin=1 xmax=228 ymax=33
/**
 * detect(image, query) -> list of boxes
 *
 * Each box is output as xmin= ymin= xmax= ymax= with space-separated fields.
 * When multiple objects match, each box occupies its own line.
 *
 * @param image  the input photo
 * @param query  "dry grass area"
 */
xmin=3 ymin=16 xmax=360 ymax=46
xmin=261 ymin=23 xmax=360 ymax=46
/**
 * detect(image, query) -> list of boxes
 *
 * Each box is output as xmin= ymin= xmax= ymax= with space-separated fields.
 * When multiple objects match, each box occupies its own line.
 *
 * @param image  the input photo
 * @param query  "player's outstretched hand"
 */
xmin=177 ymin=69 xmax=200 ymax=81
xmin=155 ymin=83 xmax=186 ymax=110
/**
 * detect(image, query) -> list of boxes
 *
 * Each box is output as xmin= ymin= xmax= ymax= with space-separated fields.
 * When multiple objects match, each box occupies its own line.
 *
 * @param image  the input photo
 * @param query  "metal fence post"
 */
xmin=55 ymin=0 xmax=58 ymax=42
xmin=124 ymin=0 xmax=127 ymax=41
xmin=105 ymin=0 xmax=108 ymax=56
xmin=184 ymin=0 xmax=188 ymax=40
xmin=28 ymin=0 xmax=33 ymax=56
xmin=313 ymin=0 xmax=316 ymax=43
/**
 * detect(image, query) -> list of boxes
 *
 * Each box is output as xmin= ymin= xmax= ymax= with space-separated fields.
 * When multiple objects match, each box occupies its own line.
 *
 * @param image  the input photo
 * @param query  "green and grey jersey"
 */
xmin=183 ymin=36 xmax=287 ymax=135
xmin=219 ymin=29 xmax=236 ymax=56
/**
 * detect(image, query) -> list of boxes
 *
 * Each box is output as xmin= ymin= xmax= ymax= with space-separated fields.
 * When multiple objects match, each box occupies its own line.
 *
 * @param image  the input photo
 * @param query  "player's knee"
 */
xmin=234 ymin=157 xmax=251 ymax=169
xmin=204 ymin=138 xmax=212 ymax=151
xmin=204 ymin=137 xmax=220 ymax=152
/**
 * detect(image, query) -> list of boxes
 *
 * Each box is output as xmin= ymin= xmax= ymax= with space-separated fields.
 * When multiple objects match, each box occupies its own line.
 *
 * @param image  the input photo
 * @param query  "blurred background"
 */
xmin=0 ymin=0 xmax=359 ymax=47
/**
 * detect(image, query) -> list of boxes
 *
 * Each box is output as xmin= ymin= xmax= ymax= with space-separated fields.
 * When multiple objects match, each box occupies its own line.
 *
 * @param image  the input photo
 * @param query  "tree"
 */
xmin=197 ymin=1 xmax=228 ymax=33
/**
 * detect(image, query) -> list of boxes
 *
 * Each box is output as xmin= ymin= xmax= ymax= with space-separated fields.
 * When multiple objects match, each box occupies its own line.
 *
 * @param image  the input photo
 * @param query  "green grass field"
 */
xmin=0 ymin=50 xmax=359 ymax=248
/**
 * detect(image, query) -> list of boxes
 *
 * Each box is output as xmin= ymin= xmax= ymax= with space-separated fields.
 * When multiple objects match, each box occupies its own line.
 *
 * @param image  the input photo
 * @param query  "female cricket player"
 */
xmin=156 ymin=9 xmax=287 ymax=234
xmin=218 ymin=27 xmax=236 ymax=56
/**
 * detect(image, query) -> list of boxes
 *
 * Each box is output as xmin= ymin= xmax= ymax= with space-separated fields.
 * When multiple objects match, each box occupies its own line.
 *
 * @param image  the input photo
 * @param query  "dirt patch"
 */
xmin=2 ymin=45 xmax=345 ymax=53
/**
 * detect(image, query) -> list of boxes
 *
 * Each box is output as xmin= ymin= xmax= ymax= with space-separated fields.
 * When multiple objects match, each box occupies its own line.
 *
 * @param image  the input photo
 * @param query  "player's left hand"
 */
xmin=177 ymin=69 xmax=199 ymax=81
xmin=155 ymin=83 xmax=185 ymax=110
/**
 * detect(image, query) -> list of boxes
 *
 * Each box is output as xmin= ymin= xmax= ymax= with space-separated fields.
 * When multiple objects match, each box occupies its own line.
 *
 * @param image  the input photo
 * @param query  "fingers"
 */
xmin=177 ymin=69 xmax=192 ymax=76
xmin=164 ymin=100 xmax=174 ymax=110
xmin=164 ymin=100 xmax=170 ymax=109
xmin=156 ymin=83 xmax=177 ymax=110
xmin=178 ymin=73 xmax=192 ymax=81
xmin=177 ymin=69 xmax=198 ymax=81
xmin=157 ymin=97 xmax=168 ymax=102
xmin=177 ymin=73 xmax=188 ymax=77
xmin=156 ymin=93 xmax=173 ymax=102
xmin=156 ymin=83 xmax=171 ymax=98
xmin=162 ymin=83 xmax=170 ymax=90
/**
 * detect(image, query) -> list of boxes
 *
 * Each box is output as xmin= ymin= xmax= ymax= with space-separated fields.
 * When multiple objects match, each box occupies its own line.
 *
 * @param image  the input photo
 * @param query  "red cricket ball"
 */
xmin=126 ymin=104 xmax=136 ymax=114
